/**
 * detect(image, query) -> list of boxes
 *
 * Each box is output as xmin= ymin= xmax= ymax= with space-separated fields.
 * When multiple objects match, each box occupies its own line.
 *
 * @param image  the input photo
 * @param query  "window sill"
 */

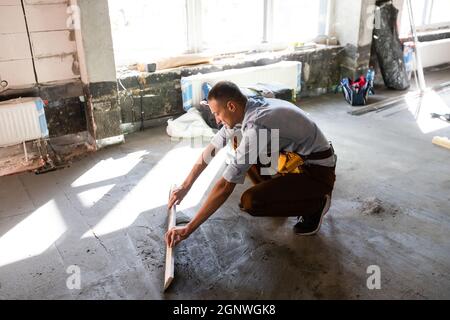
xmin=119 ymin=43 xmax=341 ymax=79
xmin=401 ymin=27 xmax=450 ymax=43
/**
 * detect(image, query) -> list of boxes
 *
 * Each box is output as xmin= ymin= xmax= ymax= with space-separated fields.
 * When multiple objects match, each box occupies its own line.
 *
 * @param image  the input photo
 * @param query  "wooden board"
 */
xmin=164 ymin=185 xmax=177 ymax=291
xmin=432 ymin=136 xmax=450 ymax=150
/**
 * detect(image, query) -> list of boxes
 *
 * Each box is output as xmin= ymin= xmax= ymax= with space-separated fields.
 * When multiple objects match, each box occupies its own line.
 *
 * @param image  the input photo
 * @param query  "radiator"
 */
xmin=181 ymin=61 xmax=302 ymax=111
xmin=0 ymin=97 xmax=49 ymax=147
xmin=419 ymin=38 xmax=450 ymax=69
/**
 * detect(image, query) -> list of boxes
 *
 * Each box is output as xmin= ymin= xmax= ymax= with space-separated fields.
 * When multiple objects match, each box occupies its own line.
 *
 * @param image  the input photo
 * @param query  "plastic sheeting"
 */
xmin=166 ymin=108 xmax=216 ymax=139
xmin=373 ymin=2 xmax=410 ymax=90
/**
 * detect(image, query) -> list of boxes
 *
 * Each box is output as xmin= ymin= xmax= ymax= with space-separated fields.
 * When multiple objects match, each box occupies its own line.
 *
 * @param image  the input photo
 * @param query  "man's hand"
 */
xmin=168 ymin=185 xmax=190 ymax=209
xmin=166 ymin=178 xmax=235 ymax=248
xmin=165 ymin=225 xmax=192 ymax=248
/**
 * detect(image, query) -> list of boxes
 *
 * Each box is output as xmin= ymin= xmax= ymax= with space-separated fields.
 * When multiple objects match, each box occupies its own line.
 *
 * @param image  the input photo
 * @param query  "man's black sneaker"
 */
xmin=294 ymin=194 xmax=331 ymax=236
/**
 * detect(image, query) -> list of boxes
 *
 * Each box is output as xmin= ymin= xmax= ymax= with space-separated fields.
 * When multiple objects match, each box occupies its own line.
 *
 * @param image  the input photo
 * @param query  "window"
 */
xmin=400 ymin=0 xmax=450 ymax=36
xmin=272 ymin=0 xmax=324 ymax=44
xmin=108 ymin=0 xmax=329 ymax=66
xmin=109 ymin=0 xmax=188 ymax=66
xmin=201 ymin=0 xmax=264 ymax=52
xmin=429 ymin=0 xmax=450 ymax=25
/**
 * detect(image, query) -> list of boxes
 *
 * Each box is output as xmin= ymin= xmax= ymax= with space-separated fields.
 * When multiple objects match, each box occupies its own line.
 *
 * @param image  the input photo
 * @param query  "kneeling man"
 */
xmin=166 ymin=81 xmax=336 ymax=247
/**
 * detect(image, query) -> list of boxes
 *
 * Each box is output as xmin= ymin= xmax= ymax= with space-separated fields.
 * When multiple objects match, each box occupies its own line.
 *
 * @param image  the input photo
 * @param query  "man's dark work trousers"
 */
xmin=240 ymin=164 xmax=336 ymax=217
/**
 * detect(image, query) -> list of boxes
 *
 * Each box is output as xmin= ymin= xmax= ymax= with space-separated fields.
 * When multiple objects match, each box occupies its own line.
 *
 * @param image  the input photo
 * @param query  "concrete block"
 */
xmin=30 ymin=30 xmax=77 ymax=58
xmin=24 ymin=3 xmax=69 ymax=32
xmin=0 ymin=5 xmax=27 ymax=34
xmin=25 ymin=0 xmax=68 ymax=4
xmin=0 ymin=33 xmax=32 ymax=61
xmin=34 ymin=54 xmax=79 ymax=83
xmin=0 ymin=59 xmax=36 ymax=87
xmin=0 ymin=0 xmax=21 ymax=5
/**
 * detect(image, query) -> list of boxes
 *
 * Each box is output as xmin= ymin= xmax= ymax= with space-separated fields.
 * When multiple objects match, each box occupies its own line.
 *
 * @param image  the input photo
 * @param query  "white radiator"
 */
xmin=419 ymin=38 xmax=450 ymax=69
xmin=181 ymin=61 xmax=302 ymax=111
xmin=0 ymin=97 xmax=49 ymax=147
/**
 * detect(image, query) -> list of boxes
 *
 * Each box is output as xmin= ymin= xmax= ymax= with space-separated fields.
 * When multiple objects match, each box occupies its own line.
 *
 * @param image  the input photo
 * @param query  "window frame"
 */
xmin=410 ymin=0 xmax=450 ymax=32
xmin=185 ymin=0 xmax=330 ymax=55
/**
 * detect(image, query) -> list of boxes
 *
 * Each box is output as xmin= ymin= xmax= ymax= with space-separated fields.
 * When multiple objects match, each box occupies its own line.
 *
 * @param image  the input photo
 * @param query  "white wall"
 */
xmin=330 ymin=0 xmax=362 ymax=46
xmin=0 ymin=0 xmax=80 ymax=89
xmin=0 ymin=0 xmax=36 ymax=88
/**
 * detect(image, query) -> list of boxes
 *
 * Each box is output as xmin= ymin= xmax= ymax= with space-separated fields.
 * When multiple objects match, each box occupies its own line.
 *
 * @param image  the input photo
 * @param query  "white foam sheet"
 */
xmin=181 ymin=61 xmax=302 ymax=110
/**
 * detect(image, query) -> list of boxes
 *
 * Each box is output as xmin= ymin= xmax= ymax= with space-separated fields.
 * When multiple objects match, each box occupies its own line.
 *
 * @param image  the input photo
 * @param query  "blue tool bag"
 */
xmin=336 ymin=68 xmax=375 ymax=106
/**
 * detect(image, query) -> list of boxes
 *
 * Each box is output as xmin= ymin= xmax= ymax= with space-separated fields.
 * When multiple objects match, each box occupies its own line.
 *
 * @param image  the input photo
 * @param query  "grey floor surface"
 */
xmin=0 ymin=70 xmax=449 ymax=299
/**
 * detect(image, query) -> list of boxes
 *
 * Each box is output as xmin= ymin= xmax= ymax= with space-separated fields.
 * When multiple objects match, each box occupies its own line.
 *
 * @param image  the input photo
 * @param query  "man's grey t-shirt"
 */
xmin=211 ymin=97 xmax=335 ymax=184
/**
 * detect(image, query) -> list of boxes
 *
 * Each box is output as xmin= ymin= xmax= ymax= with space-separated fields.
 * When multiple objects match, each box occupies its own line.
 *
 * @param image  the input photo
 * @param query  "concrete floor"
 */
xmin=1 ymin=70 xmax=450 ymax=300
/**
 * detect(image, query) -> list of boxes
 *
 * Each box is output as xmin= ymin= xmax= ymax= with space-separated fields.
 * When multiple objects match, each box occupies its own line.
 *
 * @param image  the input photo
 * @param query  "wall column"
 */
xmin=330 ymin=0 xmax=377 ymax=78
xmin=71 ymin=0 xmax=123 ymax=148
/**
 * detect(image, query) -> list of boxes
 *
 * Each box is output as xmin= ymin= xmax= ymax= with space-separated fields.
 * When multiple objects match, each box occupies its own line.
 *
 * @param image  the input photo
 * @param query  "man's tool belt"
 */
xmin=278 ymin=144 xmax=334 ymax=175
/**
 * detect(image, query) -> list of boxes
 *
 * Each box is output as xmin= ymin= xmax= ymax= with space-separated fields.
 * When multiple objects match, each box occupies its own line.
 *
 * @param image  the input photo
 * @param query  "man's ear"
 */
xmin=227 ymin=101 xmax=236 ymax=112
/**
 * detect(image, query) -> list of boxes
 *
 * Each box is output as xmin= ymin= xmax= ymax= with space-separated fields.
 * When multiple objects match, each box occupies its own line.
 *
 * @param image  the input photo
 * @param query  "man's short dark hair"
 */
xmin=207 ymin=81 xmax=247 ymax=107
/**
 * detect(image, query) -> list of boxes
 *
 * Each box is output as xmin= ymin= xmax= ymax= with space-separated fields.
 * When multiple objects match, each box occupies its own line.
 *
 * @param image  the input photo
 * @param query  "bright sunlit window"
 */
xmin=109 ymin=0 xmax=188 ymax=66
xmin=272 ymin=0 xmax=324 ymax=43
xmin=429 ymin=0 xmax=450 ymax=25
xmin=201 ymin=0 xmax=264 ymax=51
xmin=108 ymin=0 xmax=329 ymax=66
xmin=400 ymin=0 xmax=450 ymax=37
